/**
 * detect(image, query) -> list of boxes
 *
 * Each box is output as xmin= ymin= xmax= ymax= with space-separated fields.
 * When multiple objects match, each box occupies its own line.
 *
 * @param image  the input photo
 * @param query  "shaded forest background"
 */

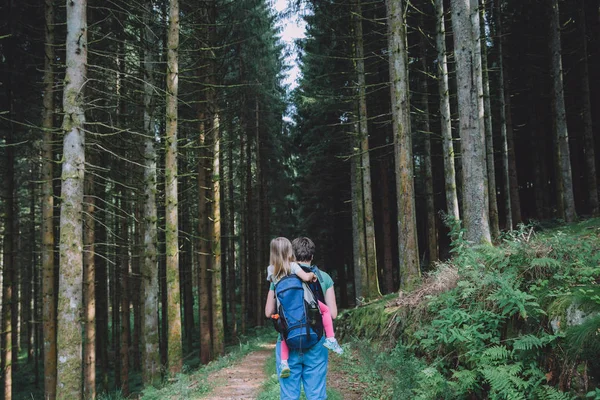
xmin=0 ymin=0 xmax=598 ymax=398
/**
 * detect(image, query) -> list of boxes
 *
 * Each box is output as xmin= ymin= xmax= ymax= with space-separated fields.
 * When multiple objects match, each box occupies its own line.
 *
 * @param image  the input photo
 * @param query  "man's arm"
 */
xmin=324 ymin=287 xmax=337 ymax=319
xmin=265 ymin=289 xmax=276 ymax=318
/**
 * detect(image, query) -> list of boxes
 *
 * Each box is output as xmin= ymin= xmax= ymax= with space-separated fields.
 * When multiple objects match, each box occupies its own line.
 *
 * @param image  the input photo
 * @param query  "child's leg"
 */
xmin=280 ymin=339 xmax=289 ymax=361
xmin=317 ymin=300 xmax=335 ymax=338
xmin=278 ymin=339 xmax=291 ymax=378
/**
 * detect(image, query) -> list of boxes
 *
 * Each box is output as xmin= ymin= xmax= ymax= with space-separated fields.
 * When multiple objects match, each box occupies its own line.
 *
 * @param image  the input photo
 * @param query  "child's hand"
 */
xmin=309 ymin=272 xmax=317 ymax=282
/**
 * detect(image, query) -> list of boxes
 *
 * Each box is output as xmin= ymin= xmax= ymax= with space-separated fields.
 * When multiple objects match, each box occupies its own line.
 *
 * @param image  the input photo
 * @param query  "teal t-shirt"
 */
xmin=269 ymin=263 xmax=333 ymax=295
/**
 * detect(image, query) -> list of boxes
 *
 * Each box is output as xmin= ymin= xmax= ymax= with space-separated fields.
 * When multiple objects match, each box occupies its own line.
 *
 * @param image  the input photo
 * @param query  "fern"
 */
xmin=481 ymin=364 xmax=527 ymax=400
xmin=450 ymin=368 xmax=478 ymax=392
xmin=535 ymin=386 xmax=575 ymax=400
xmin=482 ymin=345 xmax=511 ymax=361
xmin=512 ymin=334 xmax=544 ymax=351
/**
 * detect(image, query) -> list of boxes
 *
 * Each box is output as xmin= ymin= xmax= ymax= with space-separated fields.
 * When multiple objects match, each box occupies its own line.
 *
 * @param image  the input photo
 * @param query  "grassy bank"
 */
xmin=335 ymin=218 xmax=600 ymax=399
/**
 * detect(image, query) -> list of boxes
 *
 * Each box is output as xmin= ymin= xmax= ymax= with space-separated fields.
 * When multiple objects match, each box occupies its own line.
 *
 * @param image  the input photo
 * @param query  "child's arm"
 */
xmin=291 ymin=263 xmax=317 ymax=282
xmin=265 ymin=290 xmax=276 ymax=318
xmin=296 ymin=269 xmax=316 ymax=282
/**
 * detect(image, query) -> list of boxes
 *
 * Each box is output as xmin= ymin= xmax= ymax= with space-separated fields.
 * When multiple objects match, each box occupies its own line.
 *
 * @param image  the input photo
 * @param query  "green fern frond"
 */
xmin=450 ymin=368 xmax=478 ymax=392
xmin=481 ymin=364 xmax=525 ymax=398
xmin=482 ymin=345 xmax=511 ymax=361
xmin=512 ymin=334 xmax=544 ymax=351
xmin=535 ymin=385 xmax=575 ymax=400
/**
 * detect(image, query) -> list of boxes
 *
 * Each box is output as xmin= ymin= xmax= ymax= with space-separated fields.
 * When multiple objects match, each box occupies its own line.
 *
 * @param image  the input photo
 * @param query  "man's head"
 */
xmin=292 ymin=237 xmax=315 ymax=263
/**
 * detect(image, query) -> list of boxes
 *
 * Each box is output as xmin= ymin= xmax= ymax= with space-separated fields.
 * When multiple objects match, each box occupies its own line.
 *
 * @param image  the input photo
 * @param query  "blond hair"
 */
xmin=270 ymin=237 xmax=295 ymax=281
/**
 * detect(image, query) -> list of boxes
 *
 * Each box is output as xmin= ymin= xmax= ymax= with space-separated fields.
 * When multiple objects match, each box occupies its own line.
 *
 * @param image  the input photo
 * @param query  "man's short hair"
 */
xmin=292 ymin=237 xmax=315 ymax=262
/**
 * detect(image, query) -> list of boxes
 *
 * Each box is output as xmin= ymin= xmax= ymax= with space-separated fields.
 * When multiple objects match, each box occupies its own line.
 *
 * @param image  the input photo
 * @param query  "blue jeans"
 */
xmin=276 ymin=336 xmax=329 ymax=399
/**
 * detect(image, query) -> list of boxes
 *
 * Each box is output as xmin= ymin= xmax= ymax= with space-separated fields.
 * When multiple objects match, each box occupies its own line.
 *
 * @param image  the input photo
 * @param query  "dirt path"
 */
xmin=199 ymin=344 xmax=274 ymax=399
xmin=199 ymin=344 xmax=365 ymax=399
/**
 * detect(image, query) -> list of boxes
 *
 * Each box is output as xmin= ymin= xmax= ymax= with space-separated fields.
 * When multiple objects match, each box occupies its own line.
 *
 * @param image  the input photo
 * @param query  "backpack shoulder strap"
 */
xmin=311 ymin=265 xmax=325 ymax=285
xmin=304 ymin=265 xmax=326 ymax=304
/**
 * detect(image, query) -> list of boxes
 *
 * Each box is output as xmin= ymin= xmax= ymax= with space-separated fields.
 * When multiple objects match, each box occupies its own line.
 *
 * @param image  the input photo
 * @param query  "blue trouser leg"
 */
xmin=301 ymin=337 xmax=328 ymax=399
xmin=276 ymin=337 xmax=328 ymax=400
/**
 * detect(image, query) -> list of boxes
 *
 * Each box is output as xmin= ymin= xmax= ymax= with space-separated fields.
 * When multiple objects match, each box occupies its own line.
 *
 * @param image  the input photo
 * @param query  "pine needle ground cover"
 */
xmin=336 ymin=218 xmax=600 ymax=399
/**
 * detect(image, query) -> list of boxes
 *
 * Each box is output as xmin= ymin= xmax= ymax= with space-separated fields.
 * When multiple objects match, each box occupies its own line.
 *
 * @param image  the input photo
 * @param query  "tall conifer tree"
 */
xmin=386 ymin=0 xmax=420 ymax=287
xmin=451 ymin=0 xmax=491 ymax=244
xmin=165 ymin=0 xmax=183 ymax=374
xmin=56 ymin=0 xmax=87 ymax=396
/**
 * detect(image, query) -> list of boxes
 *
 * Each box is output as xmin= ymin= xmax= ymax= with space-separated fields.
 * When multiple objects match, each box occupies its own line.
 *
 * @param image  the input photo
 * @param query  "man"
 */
xmin=264 ymin=237 xmax=338 ymax=399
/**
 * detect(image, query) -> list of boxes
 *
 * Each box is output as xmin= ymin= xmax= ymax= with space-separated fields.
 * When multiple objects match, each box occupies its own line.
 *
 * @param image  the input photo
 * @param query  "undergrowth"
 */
xmin=332 ymin=339 xmax=426 ymax=399
xmin=337 ymin=218 xmax=600 ymax=399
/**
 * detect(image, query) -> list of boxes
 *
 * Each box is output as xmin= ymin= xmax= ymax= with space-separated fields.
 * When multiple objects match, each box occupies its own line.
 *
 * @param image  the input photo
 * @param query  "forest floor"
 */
xmin=197 ymin=344 xmax=367 ymax=399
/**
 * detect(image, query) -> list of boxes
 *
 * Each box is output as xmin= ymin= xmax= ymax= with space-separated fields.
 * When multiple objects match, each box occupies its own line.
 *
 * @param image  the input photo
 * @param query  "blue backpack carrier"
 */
xmin=273 ymin=265 xmax=326 ymax=350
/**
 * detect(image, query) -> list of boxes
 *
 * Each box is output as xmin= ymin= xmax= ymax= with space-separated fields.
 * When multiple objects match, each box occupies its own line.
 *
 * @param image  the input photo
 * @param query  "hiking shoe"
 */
xmin=324 ymin=337 xmax=344 ymax=354
xmin=279 ymin=360 xmax=291 ymax=378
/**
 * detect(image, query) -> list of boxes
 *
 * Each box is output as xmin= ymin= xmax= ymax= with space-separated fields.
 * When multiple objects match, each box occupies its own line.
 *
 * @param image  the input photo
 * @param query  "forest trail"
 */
xmin=199 ymin=344 xmax=274 ymax=399
xmin=198 ymin=344 xmax=366 ymax=399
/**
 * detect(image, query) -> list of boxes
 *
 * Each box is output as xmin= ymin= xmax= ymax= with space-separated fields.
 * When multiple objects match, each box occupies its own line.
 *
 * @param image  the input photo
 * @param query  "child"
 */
xmin=267 ymin=237 xmax=343 ymax=379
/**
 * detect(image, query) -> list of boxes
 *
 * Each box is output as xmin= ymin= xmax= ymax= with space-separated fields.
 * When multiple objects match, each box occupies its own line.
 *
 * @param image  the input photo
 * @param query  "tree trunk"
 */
xmin=2 ymin=87 xmax=15 ymax=400
xmin=480 ymin=0 xmax=499 ymax=239
xmin=495 ymin=0 xmax=513 ymax=230
xmin=83 ymin=170 xmax=96 ymax=400
xmin=350 ymin=120 xmax=367 ymax=303
xmin=41 ymin=0 xmax=57 ymax=397
xmin=198 ymin=112 xmax=212 ymax=364
xmin=379 ymin=160 xmax=394 ymax=294
xmin=56 ymin=0 xmax=87 ymax=397
xmin=504 ymin=68 xmax=521 ymax=225
xmin=95 ymin=155 xmax=109 ymax=393
xmin=238 ymin=112 xmax=248 ymax=334
xmin=549 ymin=0 xmax=576 ymax=222
xmin=28 ymin=168 xmax=36 ymax=365
xmin=12 ymin=210 xmax=20 ymax=374
xmin=254 ymin=99 xmax=263 ymax=327
xmin=435 ymin=0 xmax=460 ymax=221
xmin=245 ymin=127 xmax=255 ymax=322
xmin=386 ymin=0 xmax=420 ymax=288
xmin=141 ymin=0 xmax=160 ymax=380
xmin=419 ymin=26 xmax=439 ymax=263
xmin=578 ymin=4 xmax=598 ymax=215
xmin=165 ymin=0 xmax=183 ymax=374
xmin=211 ymin=115 xmax=225 ymax=357
xmin=451 ymin=0 xmax=491 ymax=244
xmin=354 ymin=0 xmax=380 ymax=299
xmin=119 ymin=193 xmax=130 ymax=396
xmin=227 ymin=125 xmax=237 ymax=338
xmin=180 ymin=188 xmax=194 ymax=353
xmin=33 ymin=191 xmax=41 ymax=386
xmin=131 ymin=203 xmax=142 ymax=371
xmin=198 ymin=0 xmax=217 ymax=363
xmin=23 ymin=171 xmax=35 ymax=365
xmin=2 ymin=2 xmax=16 ymax=397
xmin=113 ymin=196 xmax=122 ymax=391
